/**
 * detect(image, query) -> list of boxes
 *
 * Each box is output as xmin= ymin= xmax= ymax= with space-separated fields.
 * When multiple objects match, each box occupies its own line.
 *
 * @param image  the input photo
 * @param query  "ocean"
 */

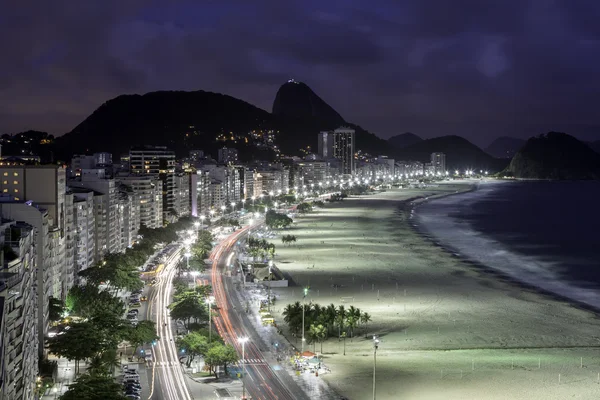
xmin=414 ymin=180 xmax=600 ymax=308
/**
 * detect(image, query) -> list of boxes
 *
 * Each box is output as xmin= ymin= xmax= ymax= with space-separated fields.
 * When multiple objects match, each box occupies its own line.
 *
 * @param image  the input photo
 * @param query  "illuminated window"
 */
xmin=2 ymin=181 xmax=6 ymax=184
xmin=14 ymin=197 xmax=19 ymax=201
xmin=2 ymin=189 xmax=7 ymax=193
xmin=14 ymin=189 xmax=18 ymax=193
xmin=13 ymin=172 xmax=18 ymax=176
xmin=13 ymin=181 xmax=18 ymax=184
xmin=2 ymin=173 xmax=7 ymax=176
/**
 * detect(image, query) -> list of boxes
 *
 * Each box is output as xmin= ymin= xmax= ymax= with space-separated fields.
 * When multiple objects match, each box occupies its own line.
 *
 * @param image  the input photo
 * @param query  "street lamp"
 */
xmin=206 ymin=296 xmax=215 ymax=342
xmin=200 ymin=215 xmax=205 ymax=229
xmin=194 ymin=221 xmax=200 ymax=234
xmin=231 ymin=202 xmax=236 ymax=212
xmin=373 ymin=335 xmax=380 ymax=400
xmin=220 ymin=205 xmax=226 ymax=215
xmin=238 ymin=337 xmax=249 ymax=400
xmin=267 ymin=260 xmax=273 ymax=312
xmin=209 ymin=209 xmax=215 ymax=219
xmin=302 ymin=287 xmax=308 ymax=353
xmin=184 ymin=252 xmax=191 ymax=269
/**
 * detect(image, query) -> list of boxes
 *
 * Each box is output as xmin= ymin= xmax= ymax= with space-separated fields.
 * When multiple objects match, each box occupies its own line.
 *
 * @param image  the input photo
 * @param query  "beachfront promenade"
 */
xmin=265 ymin=183 xmax=600 ymax=400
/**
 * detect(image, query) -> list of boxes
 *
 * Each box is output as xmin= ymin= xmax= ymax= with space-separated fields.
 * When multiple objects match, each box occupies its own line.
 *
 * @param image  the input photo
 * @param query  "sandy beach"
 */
xmin=268 ymin=182 xmax=600 ymax=400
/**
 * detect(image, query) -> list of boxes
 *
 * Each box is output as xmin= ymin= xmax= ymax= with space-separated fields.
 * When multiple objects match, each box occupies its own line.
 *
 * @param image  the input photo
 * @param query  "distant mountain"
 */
xmin=388 ymin=132 xmax=423 ymax=149
xmin=54 ymin=90 xmax=273 ymax=161
xmin=485 ymin=136 xmax=526 ymax=159
xmin=505 ymin=132 xmax=600 ymax=179
xmin=394 ymin=135 xmax=508 ymax=172
xmin=53 ymin=83 xmax=391 ymax=161
xmin=272 ymin=79 xmax=345 ymax=125
xmin=588 ymin=140 xmax=600 ymax=154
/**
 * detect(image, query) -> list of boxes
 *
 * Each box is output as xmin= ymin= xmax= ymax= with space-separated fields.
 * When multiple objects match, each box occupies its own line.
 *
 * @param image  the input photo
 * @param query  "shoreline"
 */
xmin=411 ymin=181 xmax=600 ymax=319
xmin=265 ymin=184 xmax=600 ymax=399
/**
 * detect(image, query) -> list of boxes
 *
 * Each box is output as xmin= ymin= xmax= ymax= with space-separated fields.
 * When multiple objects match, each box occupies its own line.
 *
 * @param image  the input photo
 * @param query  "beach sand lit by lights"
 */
xmin=267 ymin=182 xmax=600 ymax=400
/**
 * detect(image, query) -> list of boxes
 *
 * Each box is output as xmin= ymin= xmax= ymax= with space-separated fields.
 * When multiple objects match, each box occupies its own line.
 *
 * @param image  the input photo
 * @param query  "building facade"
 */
xmin=0 ymin=221 xmax=38 ymax=400
xmin=333 ymin=127 xmax=355 ymax=175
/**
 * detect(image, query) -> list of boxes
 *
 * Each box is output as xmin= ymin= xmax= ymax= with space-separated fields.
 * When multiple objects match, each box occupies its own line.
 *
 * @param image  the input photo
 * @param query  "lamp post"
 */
xmin=184 ymin=252 xmax=191 ymax=269
xmin=373 ymin=335 xmax=380 ymax=400
xmin=267 ymin=260 xmax=273 ymax=313
xmin=209 ymin=209 xmax=215 ymax=220
xmin=231 ymin=201 xmax=236 ymax=213
xmin=207 ymin=296 xmax=215 ymax=342
xmin=220 ymin=205 xmax=226 ymax=215
xmin=199 ymin=215 xmax=205 ymax=229
xmin=302 ymin=287 xmax=308 ymax=353
xmin=194 ymin=221 xmax=200 ymax=235
xmin=238 ymin=337 xmax=249 ymax=400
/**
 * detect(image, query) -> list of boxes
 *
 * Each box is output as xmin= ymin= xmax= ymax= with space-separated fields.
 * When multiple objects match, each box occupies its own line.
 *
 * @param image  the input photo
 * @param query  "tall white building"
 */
xmin=71 ymin=190 xmax=96 ymax=278
xmin=173 ymin=173 xmax=190 ymax=218
xmin=118 ymin=176 xmax=163 ymax=229
xmin=0 ymin=201 xmax=52 ymax=357
xmin=117 ymin=185 xmax=140 ymax=250
xmin=431 ymin=152 xmax=446 ymax=174
xmin=129 ymin=146 xmax=175 ymax=218
xmin=317 ymin=131 xmax=334 ymax=159
xmin=333 ymin=127 xmax=355 ymax=176
xmin=0 ymin=220 xmax=38 ymax=400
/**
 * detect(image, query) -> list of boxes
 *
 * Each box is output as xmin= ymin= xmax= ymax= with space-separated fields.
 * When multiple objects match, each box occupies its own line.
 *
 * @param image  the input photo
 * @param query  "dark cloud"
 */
xmin=1 ymin=0 xmax=599 ymax=146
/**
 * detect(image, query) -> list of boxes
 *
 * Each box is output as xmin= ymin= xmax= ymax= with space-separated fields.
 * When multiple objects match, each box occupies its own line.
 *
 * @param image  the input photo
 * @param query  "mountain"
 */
xmin=485 ymin=136 xmax=526 ymax=159
xmin=54 ymin=90 xmax=273 ymax=161
xmin=53 ymin=83 xmax=391 ymax=161
xmin=388 ymin=132 xmax=423 ymax=149
xmin=505 ymin=132 xmax=600 ymax=179
xmin=272 ymin=79 xmax=345 ymax=125
xmin=394 ymin=135 xmax=508 ymax=172
xmin=588 ymin=140 xmax=600 ymax=154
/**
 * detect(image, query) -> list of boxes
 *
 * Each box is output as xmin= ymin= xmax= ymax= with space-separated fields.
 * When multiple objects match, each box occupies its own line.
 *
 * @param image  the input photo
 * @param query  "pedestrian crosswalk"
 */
xmin=155 ymin=361 xmax=181 ymax=367
xmin=237 ymin=358 xmax=265 ymax=365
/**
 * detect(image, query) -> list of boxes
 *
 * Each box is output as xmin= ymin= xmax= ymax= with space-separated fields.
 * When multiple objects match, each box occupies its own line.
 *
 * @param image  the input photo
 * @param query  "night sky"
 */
xmin=2 ymin=0 xmax=600 ymax=146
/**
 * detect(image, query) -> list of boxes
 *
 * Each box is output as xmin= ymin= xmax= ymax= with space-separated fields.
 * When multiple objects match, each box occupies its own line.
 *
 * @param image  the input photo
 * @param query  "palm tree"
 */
xmin=346 ymin=306 xmax=361 ymax=338
xmin=324 ymin=304 xmax=337 ymax=335
xmin=308 ymin=324 xmax=328 ymax=353
xmin=336 ymin=305 xmax=346 ymax=339
xmin=360 ymin=312 xmax=372 ymax=338
xmin=283 ymin=302 xmax=302 ymax=336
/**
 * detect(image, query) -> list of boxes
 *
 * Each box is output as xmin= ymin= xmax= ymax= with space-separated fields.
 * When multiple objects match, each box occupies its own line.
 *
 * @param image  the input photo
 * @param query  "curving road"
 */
xmin=210 ymin=225 xmax=311 ymax=400
xmin=146 ymin=245 xmax=194 ymax=400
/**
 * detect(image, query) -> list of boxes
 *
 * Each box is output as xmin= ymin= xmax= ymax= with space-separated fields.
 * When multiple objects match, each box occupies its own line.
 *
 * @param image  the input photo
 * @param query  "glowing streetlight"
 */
xmin=220 ymin=205 xmax=226 ymax=215
xmin=231 ymin=202 xmax=236 ymax=212
xmin=238 ymin=337 xmax=249 ymax=400
xmin=373 ymin=335 xmax=380 ymax=400
xmin=184 ymin=251 xmax=191 ymax=269
xmin=302 ymin=287 xmax=309 ymax=353
xmin=200 ymin=215 xmax=206 ymax=229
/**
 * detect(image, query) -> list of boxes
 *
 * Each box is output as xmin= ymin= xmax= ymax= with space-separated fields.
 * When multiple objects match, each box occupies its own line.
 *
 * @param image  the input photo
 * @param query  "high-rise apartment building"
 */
xmin=431 ymin=152 xmax=446 ymax=174
xmin=0 ymin=220 xmax=38 ymax=400
xmin=118 ymin=176 xmax=163 ymax=229
xmin=0 ymin=201 xmax=52 ymax=357
xmin=317 ymin=131 xmax=334 ymax=159
xmin=129 ymin=146 xmax=175 ymax=220
xmin=333 ymin=127 xmax=355 ymax=176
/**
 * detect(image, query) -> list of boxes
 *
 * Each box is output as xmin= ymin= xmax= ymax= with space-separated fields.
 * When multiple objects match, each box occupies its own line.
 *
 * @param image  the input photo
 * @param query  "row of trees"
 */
xmin=189 ymin=230 xmax=214 ymax=268
xmin=282 ymin=303 xmax=372 ymax=353
xmin=176 ymin=328 xmax=238 ymax=376
xmin=50 ymin=219 xmax=197 ymax=398
xmin=50 ymin=285 xmax=159 ymax=375
xmin=247 ymin=236 xmax=276 ymax=260
xmin=169 ymin=275 xmax=239 ymax=378
xmin=169 ymin=280 xmax=212 ymax=329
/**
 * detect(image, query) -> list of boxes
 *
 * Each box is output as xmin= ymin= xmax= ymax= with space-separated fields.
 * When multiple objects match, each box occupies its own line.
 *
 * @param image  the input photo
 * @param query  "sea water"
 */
xmin=415 ymin=180 xmax=600 ymax=308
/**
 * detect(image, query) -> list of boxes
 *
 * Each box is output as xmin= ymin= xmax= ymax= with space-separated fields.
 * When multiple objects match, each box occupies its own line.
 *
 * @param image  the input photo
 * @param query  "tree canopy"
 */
xmin=265 ymin=210 xmax=293 ymax=229
xmin=59 ymin=374 xmax=127 ymax=400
